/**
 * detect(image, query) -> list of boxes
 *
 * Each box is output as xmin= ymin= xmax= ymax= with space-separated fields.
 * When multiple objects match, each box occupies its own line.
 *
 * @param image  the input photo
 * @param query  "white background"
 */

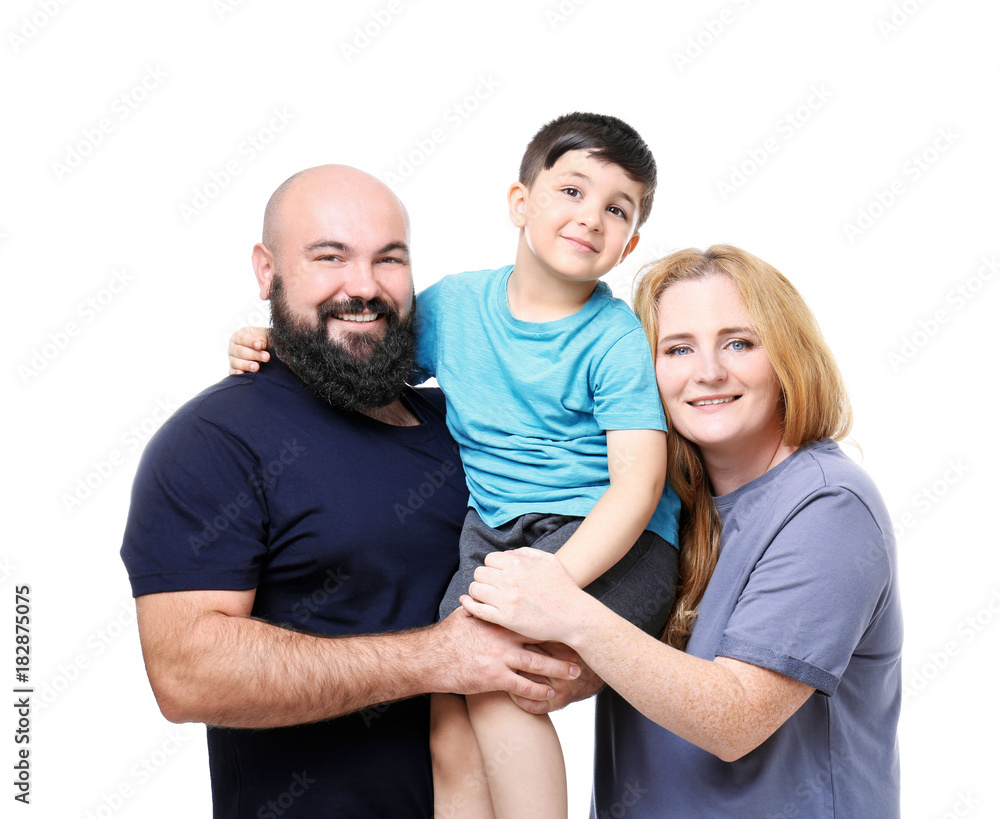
xmin=4 ymin=0 xmax=998 ymax=816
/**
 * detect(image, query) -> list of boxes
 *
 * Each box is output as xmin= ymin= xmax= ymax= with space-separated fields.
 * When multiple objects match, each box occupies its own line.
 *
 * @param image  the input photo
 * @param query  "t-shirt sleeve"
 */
xmin=120 ymin=413 xmax=270 ymax=597
xmin=590 ymin=326 xmax=667 ymax=432
xmin=411 ymin=281 xmax=442 ymax=384
xmin=716 ymin=488 xmax=892 ymax=696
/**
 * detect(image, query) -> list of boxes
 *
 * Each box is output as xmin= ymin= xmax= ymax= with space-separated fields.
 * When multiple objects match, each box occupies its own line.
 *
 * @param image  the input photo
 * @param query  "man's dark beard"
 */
xmin=268 ymin=275 xmax=416 ymax=411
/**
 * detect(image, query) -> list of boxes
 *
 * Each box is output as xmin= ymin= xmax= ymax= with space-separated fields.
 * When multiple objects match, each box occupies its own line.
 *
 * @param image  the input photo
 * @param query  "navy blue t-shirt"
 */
xmin=121 ymin=359 xmax=468 ymax=818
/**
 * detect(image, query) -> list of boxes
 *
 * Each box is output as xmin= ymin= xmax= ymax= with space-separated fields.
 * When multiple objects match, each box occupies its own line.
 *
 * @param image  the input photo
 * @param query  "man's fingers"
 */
xmin=507 ymin=674 xmax=556 ymax=702
xmin=515 ymin=647 xmax=578 ymax=681
xmin=510 ymin=694 xmax=552 ymax=715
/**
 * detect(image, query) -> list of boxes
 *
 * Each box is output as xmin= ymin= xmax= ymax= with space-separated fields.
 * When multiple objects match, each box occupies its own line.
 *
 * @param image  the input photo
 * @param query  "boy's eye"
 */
xmin=562 ymin=187 xmax=582 ymax=198
xmin=608 ymin=205 xmax=627 ymax=219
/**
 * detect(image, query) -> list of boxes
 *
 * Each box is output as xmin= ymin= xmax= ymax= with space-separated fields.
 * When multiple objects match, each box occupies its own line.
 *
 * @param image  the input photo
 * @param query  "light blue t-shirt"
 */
xmin=413 ymin=265 xmax=678 ymax=546
xmin=592 ymin=440 xmax=903 ymax=818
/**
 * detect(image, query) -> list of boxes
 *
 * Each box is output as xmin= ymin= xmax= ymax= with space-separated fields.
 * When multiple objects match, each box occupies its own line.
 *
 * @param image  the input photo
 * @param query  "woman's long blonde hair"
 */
xmin=633 ymin=245 xmax=853 ymax=649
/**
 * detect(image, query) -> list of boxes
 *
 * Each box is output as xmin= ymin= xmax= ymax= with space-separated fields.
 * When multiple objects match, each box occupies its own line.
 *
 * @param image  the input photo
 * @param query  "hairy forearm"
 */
xmin=140 ymin=590 xmax=578 ymax=730
xmin=153 ymin=612 xmax=444 ymax=728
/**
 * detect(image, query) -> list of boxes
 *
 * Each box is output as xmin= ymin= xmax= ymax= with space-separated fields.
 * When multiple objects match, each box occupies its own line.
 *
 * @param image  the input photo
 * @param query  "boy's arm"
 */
xmin=229 ymin=326 xmax=270 ymax=374
xmin=553 ymin=428 xmax=667 ymax=588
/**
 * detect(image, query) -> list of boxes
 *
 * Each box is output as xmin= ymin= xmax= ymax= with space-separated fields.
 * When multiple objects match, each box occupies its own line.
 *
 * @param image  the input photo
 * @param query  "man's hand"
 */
xmin=510 ymin=642 xmax=604 ymax=715
xmin=431 ymin=609 xmax=580 ymax=703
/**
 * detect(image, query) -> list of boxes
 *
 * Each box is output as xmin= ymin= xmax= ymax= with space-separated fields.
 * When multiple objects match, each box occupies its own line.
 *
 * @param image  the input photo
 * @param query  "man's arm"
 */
xmin=136 ymin=588 xmax=579 ymax=729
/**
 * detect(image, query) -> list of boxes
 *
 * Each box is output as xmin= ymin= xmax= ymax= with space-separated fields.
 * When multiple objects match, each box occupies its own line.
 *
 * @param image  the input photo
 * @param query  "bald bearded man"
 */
xmin=121 ymin=166 xmax=580 ymax=818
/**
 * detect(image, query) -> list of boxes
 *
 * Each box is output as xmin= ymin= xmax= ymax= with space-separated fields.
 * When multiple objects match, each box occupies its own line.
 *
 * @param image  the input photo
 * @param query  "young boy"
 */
xmin=230 ymin=113 xmax=680 ymax=819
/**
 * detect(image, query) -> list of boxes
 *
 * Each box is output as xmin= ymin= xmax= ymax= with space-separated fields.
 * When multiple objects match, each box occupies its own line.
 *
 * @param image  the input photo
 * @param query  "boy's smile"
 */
xmin=509 ymin=150 xmax=644 ymax=297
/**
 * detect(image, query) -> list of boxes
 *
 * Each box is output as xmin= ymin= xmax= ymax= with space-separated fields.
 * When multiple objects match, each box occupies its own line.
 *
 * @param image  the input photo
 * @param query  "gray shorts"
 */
xmin=438 ymin=509 xmax=678 ymax=637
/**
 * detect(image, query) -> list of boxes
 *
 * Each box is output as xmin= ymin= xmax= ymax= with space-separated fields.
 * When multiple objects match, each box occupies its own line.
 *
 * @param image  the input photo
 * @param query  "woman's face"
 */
xmin=654 ymin=274 xmax=785 ymax=460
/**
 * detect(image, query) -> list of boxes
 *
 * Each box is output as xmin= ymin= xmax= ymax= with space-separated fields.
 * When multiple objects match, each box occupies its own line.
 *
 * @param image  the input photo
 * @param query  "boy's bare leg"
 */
xmin=430 ymin=693 xmax=495 ymax=819
xmin=466 ymin=690 xmax=568 ymax=819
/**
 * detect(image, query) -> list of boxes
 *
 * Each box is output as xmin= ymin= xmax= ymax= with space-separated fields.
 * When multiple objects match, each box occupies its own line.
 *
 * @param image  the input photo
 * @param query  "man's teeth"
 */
xmin=691 ymin=397 xmax=737 ymax=406
xmin=334 ymin=313 xmax=378 ymax=323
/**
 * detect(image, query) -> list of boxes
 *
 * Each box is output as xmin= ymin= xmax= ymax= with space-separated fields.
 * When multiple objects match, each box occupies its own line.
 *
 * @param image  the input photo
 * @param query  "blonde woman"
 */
xmin=462 ymin=245 xmax=902 ymax=817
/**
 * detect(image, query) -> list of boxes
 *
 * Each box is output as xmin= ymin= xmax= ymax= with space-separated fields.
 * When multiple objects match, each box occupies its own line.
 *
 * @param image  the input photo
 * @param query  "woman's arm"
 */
xmin=462 ymin=548 xmax=813 ymax=761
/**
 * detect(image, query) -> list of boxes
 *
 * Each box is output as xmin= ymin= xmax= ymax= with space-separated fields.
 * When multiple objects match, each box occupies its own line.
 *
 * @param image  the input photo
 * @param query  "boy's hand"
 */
xmin=229 ymin=326 xmax=270 ymax=374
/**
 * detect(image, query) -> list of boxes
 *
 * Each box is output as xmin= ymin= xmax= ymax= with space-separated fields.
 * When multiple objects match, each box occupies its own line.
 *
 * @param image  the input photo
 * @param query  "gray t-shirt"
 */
xmin=592 ymin=439 xmax=902 ymax=818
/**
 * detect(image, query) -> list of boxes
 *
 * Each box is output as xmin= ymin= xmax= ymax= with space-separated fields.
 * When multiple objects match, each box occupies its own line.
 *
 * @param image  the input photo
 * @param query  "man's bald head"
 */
xmin=261 ymin=165 xmax=409 ymax=254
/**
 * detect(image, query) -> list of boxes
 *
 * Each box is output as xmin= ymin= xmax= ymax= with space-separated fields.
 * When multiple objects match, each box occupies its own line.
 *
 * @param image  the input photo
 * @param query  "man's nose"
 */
xmin=343 ymin=263 xmax=381 ymax=301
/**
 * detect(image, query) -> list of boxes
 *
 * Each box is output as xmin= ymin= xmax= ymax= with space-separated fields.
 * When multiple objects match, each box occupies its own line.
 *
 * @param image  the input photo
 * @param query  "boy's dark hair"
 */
xmin=519 ymin=112 xmax=657 ymax=228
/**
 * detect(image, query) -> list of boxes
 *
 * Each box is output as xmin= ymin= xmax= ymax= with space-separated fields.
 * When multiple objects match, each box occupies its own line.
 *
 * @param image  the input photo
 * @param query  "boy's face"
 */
xmin=509 ymin=149 xmax=644 ymax=285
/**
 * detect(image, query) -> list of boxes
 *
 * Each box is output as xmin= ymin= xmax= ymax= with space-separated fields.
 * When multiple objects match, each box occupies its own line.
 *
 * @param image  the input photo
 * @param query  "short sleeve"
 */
xmin=120 ymin=414 xmax=270 ymax=597
xmin=412 ymin=280 xmax=442 ymax=384
xmin=716 ymin=489 xmax=892 ymax=696
xmin=591 ymin=326 xmax=667 ymax=432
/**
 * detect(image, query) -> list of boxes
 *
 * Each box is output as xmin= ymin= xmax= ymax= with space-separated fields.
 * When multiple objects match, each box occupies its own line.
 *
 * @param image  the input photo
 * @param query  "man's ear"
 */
xmin=616 ymin=232 xmax=640 ymax=266
xmin=252 ymin=243 xmax=275 ymax=299
xmin=507 ymin=182 xmax=528 ymax=229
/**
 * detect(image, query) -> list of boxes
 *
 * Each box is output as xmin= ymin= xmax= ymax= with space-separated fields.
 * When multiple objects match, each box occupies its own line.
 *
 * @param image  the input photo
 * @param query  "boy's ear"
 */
xmin=252 ymin=243 xmax=275 ymax=299
xmin=617 ymin=232 xmax=640 ymax=266
xmin=507 ymin=182 xmax=528 ymax=228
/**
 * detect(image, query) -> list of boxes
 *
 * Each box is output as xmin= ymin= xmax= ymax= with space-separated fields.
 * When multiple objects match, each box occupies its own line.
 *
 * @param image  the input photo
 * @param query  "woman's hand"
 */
xmin=229 ymin=326 xmax=271 ymax=374
xmin=460 ymin=547 xmax=592 ymax=645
